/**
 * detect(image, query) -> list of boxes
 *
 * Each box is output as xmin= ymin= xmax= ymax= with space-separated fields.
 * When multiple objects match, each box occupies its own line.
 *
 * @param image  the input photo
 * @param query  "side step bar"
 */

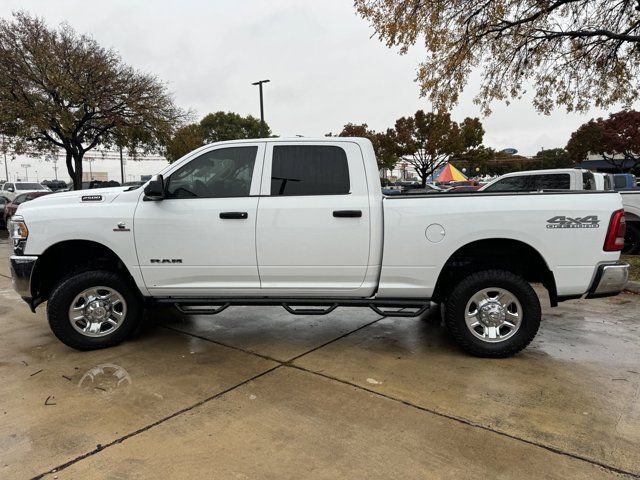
xmin=155 ymin=297 xmax=431 ymax=318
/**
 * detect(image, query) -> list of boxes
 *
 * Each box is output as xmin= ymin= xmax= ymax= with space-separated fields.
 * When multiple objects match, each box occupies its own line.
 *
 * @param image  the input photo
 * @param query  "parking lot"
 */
xmin=0 ymin=232 xmax=639 ymax=479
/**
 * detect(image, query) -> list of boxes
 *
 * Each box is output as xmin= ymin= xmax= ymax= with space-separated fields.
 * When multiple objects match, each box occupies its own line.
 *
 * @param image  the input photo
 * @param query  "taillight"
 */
xmin=603 ymin=209 xmax=626 ymax=252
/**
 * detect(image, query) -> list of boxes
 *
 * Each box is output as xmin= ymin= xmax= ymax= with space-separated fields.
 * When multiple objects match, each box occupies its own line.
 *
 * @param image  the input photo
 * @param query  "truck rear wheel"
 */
xmin=444 ymin=270 xmax=541 ymax=358
xmin=47 ymin=270 xmax=142 ymax=350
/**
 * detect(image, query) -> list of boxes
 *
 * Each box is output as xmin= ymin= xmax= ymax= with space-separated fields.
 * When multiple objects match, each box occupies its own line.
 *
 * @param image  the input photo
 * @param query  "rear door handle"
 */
xmin=333 ymin=210 xmax=362 ymax=218
xmin=219 ymin=211 xmax=248 ymax=219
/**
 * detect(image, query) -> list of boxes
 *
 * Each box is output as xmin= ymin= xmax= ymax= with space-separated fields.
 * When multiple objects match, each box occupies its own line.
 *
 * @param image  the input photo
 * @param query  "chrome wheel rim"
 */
xmin=68 ymin=286 xmax=127 ymax=338
xmin=465 ymin=287 xmax=522 ymax=343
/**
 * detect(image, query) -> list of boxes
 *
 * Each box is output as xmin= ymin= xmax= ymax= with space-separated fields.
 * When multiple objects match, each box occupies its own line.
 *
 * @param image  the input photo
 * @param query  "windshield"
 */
xmin=16 ymin=183 xmax=46 ymax=190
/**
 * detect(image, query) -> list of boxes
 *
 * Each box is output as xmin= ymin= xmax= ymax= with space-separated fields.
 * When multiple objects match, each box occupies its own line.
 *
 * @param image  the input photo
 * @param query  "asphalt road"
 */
xmin=1 ymin=232 xmax=639 ymax=479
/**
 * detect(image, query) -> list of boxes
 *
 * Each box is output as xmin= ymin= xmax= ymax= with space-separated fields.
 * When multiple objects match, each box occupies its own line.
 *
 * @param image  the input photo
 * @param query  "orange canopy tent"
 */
xmin=435 ymin=163 xmax=467 ymax=182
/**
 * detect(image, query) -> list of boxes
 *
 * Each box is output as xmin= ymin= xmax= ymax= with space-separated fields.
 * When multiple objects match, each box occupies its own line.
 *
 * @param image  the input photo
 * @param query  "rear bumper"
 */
xmin=586 ymin=262 xmax=629 ymax=299
xmin=9 ymin=255 xmax=37 ymax=304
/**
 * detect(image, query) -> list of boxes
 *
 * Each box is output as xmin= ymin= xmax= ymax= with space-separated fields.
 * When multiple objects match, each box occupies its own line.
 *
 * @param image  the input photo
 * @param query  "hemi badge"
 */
xmin=82 ymin=195 xmax=103 ymax=202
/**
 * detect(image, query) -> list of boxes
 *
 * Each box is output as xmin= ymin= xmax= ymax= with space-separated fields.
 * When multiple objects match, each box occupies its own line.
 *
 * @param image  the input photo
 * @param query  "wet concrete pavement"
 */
xmin=0 ymin=233 xmax=639 ymax=479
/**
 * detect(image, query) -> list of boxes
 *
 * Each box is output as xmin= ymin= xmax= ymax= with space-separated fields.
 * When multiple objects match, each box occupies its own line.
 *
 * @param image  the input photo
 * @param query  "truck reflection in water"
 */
xmin=78 ymin=363 xmax=132 ymax=391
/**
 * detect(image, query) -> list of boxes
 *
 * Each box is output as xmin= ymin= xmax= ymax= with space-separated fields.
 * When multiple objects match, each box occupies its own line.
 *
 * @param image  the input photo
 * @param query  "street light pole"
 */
xmin=3 ymin=151 xmax=8 ymax=182
xmin=251 ymin=79 xmax=270 ymax=137
xmin=21 ymin=163 xmax=30 ymax=181
xmin=119 ymin=146 xmax=125 ymax=184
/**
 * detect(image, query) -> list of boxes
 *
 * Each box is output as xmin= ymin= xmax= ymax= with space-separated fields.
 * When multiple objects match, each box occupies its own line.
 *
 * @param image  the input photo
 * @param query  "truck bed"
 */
xmin=379 ymin=191 xmax=622 ymax=298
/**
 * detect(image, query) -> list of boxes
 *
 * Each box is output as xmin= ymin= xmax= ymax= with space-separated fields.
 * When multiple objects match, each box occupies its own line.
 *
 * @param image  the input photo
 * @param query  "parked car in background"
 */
xmin=480 ymin=168 xmax=640 ymax=254
xmin=448 ymin=181 xmax=478 ymax=188
xmin=0 ymin=194 xmax=11 ymax=228
xmin=612 ymin=174 xmax=638 ymax=191
xmin=4 ymin=191 xmax=53 ymax=229
xmin=1 ymin=182 xmax=50 ymax=201
xmin=122 ymin=180 xmax=145 ymax=188
xmin=448 ymin=185 xmax=481 ymax=193
xmin=480 ymin=169 xmax=597 ymax=192
xmin=623 ymin=192 xmax=640 ymax=254
xmin=78 ymin=180 xmax=121 ymax=190
xmin=41 ymin=180 xmax=69 ymax=192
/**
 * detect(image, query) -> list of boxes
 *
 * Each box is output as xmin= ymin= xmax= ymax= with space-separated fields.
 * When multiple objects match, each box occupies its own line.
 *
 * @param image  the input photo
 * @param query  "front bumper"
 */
xmin=586 ymin=262 xmax=629 ymax=299
xmin=9 ymin=255 xmax=37 ymax=303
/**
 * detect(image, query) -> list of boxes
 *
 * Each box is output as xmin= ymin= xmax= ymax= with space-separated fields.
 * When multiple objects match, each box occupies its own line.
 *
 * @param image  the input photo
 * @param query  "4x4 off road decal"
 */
xmin=546 ymin=215 xmax=600 ymax=229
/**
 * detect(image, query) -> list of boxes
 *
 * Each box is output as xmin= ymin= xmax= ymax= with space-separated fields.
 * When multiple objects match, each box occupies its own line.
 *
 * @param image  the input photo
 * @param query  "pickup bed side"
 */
xmin=379 ymin=191 xmax=623 ymax=300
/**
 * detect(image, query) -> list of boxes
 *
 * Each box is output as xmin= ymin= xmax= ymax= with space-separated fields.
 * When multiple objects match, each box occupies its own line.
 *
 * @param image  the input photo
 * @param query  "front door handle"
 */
xmin=220 ymin=211 xmax=248 ymax=219
xmin=333 ymin=210 xmax=362 ymax=218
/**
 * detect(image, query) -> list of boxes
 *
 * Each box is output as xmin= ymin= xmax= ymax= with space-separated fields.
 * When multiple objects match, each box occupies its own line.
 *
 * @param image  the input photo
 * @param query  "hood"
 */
xmin=17 ymin=186 xmax=129 ymax=211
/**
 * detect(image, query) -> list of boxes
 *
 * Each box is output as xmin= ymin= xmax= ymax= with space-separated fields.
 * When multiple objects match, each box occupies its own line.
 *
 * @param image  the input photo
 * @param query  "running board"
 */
xmin=154 ymin=297 xmax=431 ymax=318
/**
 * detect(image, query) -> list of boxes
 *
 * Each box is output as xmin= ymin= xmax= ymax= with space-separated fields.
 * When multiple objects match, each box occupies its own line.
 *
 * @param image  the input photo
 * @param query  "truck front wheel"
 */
xmin=47 ymin=270 xmax=143 ymax=350
xmin=444 ymin=270 xmax=541 ymax=358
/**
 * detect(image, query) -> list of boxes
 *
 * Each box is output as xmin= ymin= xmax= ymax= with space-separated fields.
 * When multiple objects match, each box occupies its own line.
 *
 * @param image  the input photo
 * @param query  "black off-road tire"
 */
xmin=47 ymin=270 xmax=143 ymax=350
xmin=623 ymin=222 xmax=640 ymax=255
xmin=444 ymin=270 xmax=541 ymax=358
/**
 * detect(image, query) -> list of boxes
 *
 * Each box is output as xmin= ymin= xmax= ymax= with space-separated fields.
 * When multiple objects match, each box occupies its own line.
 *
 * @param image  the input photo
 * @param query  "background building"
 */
xmin=1 ymin=150 xmax=169 ymax=184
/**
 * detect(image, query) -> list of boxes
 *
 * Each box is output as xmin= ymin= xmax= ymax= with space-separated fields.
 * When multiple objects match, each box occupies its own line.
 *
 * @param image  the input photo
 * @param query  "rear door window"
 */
xmin=270 ymin=145 xmax=350 ymax=196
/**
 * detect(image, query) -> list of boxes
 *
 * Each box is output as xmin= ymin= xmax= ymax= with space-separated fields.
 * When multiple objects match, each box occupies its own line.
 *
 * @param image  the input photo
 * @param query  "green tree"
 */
xmin=200 ymin=111 xmax=271 ymax=143
xmin=567 ymin=110 xmax=640 ymax=172
xmin=394 ymin=111 xmax=484 ymax=186
xmin=338 ymin=123 xmax=401 ymax=174
xmin=355 ymin=0 xmax=640 ymax=115
xmin=164 ymin=124 xmax=205 ymax=163
xmin=0 ymin=13 xmax=184 ymax=189
xmin=373 ymin=129 xmax=402 ymax=175
xmin=532 ymin=148 xmax=573 ymax=170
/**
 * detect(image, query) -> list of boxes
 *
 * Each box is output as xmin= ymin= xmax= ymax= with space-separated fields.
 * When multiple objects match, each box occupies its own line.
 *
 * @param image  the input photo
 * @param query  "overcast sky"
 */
xmin=1 ymin=0 xmax=633 ymax=155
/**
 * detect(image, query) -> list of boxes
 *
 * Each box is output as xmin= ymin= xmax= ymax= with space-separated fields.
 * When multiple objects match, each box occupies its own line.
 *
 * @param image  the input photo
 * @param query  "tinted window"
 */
xmin=166 ymin=146 xmax=258 ymax=199
xmin=16 ymin=183 xmax=46 ymax=190
xmin=13 ymin=193 xmax=29 ymax=204
xmin=3 ymin=183 xmax=13 ymax=191
xmin=535 ymin=174 xmax=570 ymax=190
xmin=271 ymin=145 xmax=350 ymax=196
xmin=614 ymin=175 xmax=628 ymax=189
xmin=483 ymin=176 xmax=537 ymax=192
xmin=24 ymin=192 xmax=49 ymax=201
xmin=582 ymin=172 xmax=596 ymax=190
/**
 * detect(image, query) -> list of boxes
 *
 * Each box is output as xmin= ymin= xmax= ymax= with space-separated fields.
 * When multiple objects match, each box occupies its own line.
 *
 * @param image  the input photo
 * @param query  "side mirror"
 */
xmin=7 ymin=187 xmax=14 ymax=193
xmin=143 ymin=175 xmax=165 ymax=201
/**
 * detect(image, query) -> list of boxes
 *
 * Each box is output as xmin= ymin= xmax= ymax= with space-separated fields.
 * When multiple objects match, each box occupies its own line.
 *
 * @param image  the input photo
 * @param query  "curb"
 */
xmin=624 ymin=281 xmax=640 ymax=294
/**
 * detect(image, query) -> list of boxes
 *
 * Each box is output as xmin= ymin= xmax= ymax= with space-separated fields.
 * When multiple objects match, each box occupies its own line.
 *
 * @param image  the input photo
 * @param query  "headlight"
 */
xmin=9 ymin=215 xmax=28 ymax=240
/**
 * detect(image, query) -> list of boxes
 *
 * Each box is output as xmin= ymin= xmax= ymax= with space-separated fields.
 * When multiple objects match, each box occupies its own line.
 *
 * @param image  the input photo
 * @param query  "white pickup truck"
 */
xmin=480 ymin=168 xmax=640 ymax=254
xmin=8 ymin=138 xmax=630 ymax=357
